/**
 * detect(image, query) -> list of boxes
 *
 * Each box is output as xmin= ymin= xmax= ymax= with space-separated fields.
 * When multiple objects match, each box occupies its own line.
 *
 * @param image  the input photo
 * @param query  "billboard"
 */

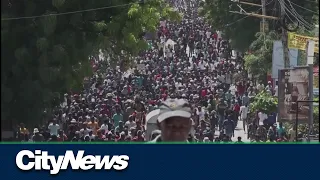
xmin=278 ymin=66 xmax=312 ymax=121
xmin=288 ymin=32 xmax=319 ymax=53
xmin=272 ymin=41 xmax=298 ymax=79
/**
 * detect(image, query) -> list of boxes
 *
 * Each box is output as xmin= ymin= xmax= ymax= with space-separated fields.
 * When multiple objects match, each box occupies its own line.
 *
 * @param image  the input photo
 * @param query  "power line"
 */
xmin=278 ymin=0 xmax=315 ymax=31
xmin=289 ymin=1 xmax=319 ymax=14
xmin=1 ymin=3 xmax=136 ymax=21
xmin=286 ymin=0 xmax=315 ymax=29
xmin=226 ymin=0 xmax=275 ymax=27
xmin=278 ymin=0 xmax=298 ymax=24
xmin=225 ymin=6 xmax=264 ymax=27
xmin=225 ymin=16 xmax=250 ymax=27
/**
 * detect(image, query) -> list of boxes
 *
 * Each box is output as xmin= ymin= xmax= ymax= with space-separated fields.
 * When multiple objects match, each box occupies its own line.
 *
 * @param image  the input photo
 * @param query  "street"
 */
xmin=213 ymin=120 xmax=249 ymax=142
xmin=232 ymin=120 xmax=249 ymax=142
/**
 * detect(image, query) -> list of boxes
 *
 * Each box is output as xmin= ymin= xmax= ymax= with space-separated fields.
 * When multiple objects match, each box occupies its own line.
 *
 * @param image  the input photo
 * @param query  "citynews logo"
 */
xmin=15 ymin=150 xmax=129 ymax=175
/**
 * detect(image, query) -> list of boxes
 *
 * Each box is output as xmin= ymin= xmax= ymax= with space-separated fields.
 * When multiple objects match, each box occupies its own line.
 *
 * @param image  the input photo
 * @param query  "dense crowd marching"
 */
xmin=15 ymin=0 xmax=290 ymax=143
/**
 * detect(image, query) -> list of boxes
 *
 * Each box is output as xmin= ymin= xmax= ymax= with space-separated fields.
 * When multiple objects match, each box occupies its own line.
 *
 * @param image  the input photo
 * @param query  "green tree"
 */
xmin=200 ymin=0 xmax=318 ymax=52
xmin=1 ymin=0 xmax=180 ymax=128
xmin=248 ymin=91 xmax=278 ymax=122
xmin=244 ymin=31 xmax=280 ymax=82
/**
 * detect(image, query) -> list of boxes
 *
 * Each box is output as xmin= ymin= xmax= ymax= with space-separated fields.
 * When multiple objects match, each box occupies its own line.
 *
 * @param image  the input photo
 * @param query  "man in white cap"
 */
xmin=151 ymin=98 xmax=192 ymax=142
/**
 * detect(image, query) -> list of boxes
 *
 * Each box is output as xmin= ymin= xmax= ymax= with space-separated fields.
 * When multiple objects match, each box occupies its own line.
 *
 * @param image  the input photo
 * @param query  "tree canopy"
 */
xmin=1 ymin=0 xmax=180 ymax=127
xmin=200 ymin=0 xmax=318 ymax=52
xmin=244 ymin=31 xmax=280 ymax=81
xmin=249 ymin=91 xmax=278 ymax=115
xmin=200 ymin=0 xmax=318 ymax=82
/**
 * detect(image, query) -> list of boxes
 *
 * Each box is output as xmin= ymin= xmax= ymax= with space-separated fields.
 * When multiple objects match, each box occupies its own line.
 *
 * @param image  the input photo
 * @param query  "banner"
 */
xmin=288 ymin=32 xmax=319 ymax=53
xmin=0 ymin=144 xmax=319 ymax=180
xmin=278 ymin=66 xmax=312 ymax=121
xmin=272 ymin=41 xmax=298 ymax=79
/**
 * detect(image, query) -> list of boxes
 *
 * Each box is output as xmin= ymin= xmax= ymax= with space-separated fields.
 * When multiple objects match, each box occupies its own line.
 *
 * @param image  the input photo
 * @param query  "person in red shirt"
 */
xmin=233 ymin=102 xmax=240 ymax=125
xmin=57 ymin=130 xmax=68 ymax=142
xmin=201 ymin=88 xmax=207 ymax=97
xmin=100 ymin=104 xmax=108 ymax=115
xmin=155 ymin=74 xmax=162 ymax=81
xmin=212 ymin=33 xmax=218 ymax=41
xmin=236 ymin=82 xmax=245 ymax=96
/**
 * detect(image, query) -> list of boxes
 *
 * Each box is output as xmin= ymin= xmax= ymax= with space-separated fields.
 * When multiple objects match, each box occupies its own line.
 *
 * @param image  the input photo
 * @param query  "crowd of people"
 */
xmin=15 ymin=0 xmax=285 ymax=143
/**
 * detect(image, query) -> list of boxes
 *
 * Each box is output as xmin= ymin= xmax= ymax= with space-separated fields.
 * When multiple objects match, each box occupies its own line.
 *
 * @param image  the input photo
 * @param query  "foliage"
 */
xmin=249 ymin=91 xmax=278 ymax=115
xmin=200 ymin=0 xmax=318 ymax=52
xmin=199 ymin=0 xmax=259 ymax=51
xmin=244 ymin=31 xmax=280 ymax=82
xmin=1 ymin=0 xmax=180 ymax=127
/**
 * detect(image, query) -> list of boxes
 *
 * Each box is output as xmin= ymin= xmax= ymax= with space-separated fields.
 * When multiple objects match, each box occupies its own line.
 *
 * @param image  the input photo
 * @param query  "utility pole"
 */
xmin=230 ymin=1 xmax=291 ymax=66
xmin=280 ymin=3 xmax=290 ymax=68
xmin=261 ymin=0 xmax=267 ymax=33
xmin=229 ymin=0 xmax=279 ymax=20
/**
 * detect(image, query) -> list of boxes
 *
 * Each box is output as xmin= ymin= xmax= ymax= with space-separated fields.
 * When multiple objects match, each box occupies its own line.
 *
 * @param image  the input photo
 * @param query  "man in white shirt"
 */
xmin=198 ymin=60 xmax=206 ymax=70
xmin=239 ymin=104 xmax=248 ymax=132
xmin=196 ymin=107 xmax=205 ymax=120
xmin=199 ymin=30 xmax=204 ymax=37
xmin=125 ymin=116 xmax=137 ymax=129
xmin=257 ymin=83 xmax=264 ymax=92
xmin=288 ymin=125 xmax=296 ymax=142
xmin=48 ymin=120 xmax=60 ymax=136
xmin=100 ymin=120 xmax=109 ymax=133
xmin=274 ymin=81 xmax=278 ymax=97
xmin=258 ymin=111 xmax=268 ymax=126
xmin=206 ymin=30 xmax=211 ymax=39
xmin=160 ymin=20 xmax=166 ymax=28
xmin=160 ymin=36 xmax=166 ymax=44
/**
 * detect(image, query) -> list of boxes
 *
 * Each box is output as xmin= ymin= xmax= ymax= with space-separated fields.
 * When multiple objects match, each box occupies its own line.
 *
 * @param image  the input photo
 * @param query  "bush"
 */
xmin=249 ymin=91 xmax=278 ymax=115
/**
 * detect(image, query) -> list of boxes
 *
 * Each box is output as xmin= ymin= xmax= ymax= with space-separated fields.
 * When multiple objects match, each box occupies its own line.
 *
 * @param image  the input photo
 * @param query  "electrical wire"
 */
xmin=226 ymin=0 xmax=275 ymax=27
xmin=278 ymin=0 xmax=315 ymax=31
xmin=278 ymin=0 xmax=298 ymax=25
xmin=226 ymin=0 xmax=275 ymax=50
xmin=289 ymin=1 xmax=318 ymax=14
xmin=225 ymin=15 xmax=251 ymax=27
xmin=271 ymin=0 xmax=280 ymax=30
xmin=283 ymin=0 xmax=315 ymax=27
xmin=1 ymin=2 xmax=137 ymax=21
xmin=286 ymin=0 xmax=316 ymax=28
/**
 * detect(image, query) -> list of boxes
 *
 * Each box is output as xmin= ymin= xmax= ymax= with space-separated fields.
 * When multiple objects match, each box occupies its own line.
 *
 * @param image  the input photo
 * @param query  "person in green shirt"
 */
xmin=135 ymin=76 xmax=143 ymax=87
xmin=112 ymin=109 xmax=123 ymax=127
xmin=147 ymin=41 xmax=153 ymax=49
xmin=225 ymin=90 xmax=232 ymax=105
xmin=208 ymin=95 xmax=216 ymax=109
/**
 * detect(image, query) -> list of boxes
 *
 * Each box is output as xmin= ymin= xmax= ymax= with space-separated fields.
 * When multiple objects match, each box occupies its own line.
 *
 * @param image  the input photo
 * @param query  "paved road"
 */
xmin=186 ymin=40 xmax=249 ymax=142
xmin=232 ymin=120 xmax=249 ymax=142
xmin=213 ymin=120 xmax=250 ymax=142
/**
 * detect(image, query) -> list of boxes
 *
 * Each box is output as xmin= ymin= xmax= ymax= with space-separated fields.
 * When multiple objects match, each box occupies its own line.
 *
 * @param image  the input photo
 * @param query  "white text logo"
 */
xmin=16 ymin=150 xmax=129 ymax=175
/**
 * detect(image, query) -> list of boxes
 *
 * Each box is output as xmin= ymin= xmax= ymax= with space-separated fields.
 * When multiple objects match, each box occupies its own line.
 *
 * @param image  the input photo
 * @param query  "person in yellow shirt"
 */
xmin=87 ymin=117 xmax=99 ymax=135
